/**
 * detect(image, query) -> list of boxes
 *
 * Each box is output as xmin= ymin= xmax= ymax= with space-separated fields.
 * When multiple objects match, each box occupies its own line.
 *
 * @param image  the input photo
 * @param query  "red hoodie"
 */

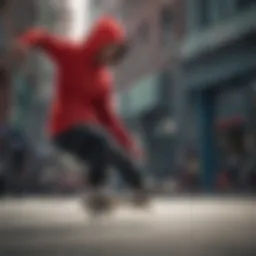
xmin=17 ymin=17 xmax=135 ymax=153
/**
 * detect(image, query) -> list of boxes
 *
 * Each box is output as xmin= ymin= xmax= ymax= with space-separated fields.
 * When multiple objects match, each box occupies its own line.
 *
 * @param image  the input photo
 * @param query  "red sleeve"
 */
xmin=17 ymin=28 xmax=69 ymax=62
xmin=94 ymin=91 xmax=135 ymax=153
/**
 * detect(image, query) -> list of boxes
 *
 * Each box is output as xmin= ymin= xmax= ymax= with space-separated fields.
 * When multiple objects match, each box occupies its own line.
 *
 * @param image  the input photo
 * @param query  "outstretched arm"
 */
xmin=17 ymin=28 xmax=69 ymax=60
xmin=1 ymin=28 xmax=70 ymax=139
xmin=7 ymin=28 xmax=71 ymax=72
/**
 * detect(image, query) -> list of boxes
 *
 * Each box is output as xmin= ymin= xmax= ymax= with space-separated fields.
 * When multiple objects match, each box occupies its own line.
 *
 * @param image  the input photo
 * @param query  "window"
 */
xmin=0 ymin=20 xmax=3 ymax=44
xmin=0 ymin=0 xmax=7 ymax=12
xmin=12 ymin=1 xmax=37 ymax=35
xmin=122 ymin=0 xmax=138 ymax=18
xmin=93 ymin=0 xmax=102 ymax=7
xmin=218 ymin=0 xmax=231 ymax=20
xmin=161 ymin=6 xmax=173 ymax=31
xmin=185 ymin=0 xmax=198 ymax=34
xmin=137 ymin=21 xmax=149 ymax=41
xmin=0 ymin=18 xmax=7 ymax=50
xmin=159 ymin=71 xmax=173 ymax=106
xmin=160 ymin=6 xmax=173 ymax=44
xmin=237 ymin=0 xmax=256 ymax=10
xmin=197 ymin=0 xmax=211 ymax=28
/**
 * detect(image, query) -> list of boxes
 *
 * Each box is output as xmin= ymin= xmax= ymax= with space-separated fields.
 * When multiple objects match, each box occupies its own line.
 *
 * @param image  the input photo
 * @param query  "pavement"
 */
xmin=0 ymin=197 xmax=255 ymax=256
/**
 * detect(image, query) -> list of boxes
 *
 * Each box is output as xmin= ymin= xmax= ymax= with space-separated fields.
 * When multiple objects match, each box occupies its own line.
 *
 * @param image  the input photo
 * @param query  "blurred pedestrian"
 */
xmin=0 ymin=63 xmax=12 ymax=196
xmin=0 ymin=66 xmax=11 ymax=145
xmin=179 ymin=150 xmax=200 ymax=193
xmin=1 ymin=129 xmax=30 ymax=196
xmin=5 ymin=17 xmax=149 ymax=210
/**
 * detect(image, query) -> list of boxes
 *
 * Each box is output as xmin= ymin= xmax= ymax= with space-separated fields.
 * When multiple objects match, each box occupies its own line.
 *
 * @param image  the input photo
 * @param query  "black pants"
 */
xmin=53 ymin=125 xmax=144 ymax=190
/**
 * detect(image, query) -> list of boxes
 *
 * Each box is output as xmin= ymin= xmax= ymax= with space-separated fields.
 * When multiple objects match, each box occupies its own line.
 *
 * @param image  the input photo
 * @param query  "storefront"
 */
xmin=182 ymin=34 xmax=256 ymax=190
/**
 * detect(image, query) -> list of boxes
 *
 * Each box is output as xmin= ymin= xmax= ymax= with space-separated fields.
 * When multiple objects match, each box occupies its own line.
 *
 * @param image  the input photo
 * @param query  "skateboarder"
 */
xmin=5 ymin=17 xmax=149 ymax=210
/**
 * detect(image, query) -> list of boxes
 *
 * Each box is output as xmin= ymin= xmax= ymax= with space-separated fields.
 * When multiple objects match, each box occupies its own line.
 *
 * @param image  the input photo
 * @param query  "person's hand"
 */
xmin=130 ymin=142 xmax=145 ymax=163
xmin=8 ymin=43 xmax=28 ymax=70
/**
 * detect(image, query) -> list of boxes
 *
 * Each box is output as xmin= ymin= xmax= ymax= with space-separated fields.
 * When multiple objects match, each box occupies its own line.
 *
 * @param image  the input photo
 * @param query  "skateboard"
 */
xmin=81 ymin=192 xmax=151 ymax=216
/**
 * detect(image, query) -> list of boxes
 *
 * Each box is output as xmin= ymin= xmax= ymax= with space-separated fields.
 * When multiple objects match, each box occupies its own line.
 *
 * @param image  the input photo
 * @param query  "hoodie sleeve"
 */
xmin=17 ymin=28 xmax=69 ymax=62
xmin=94 ymin=90 xmax=135 ymax=153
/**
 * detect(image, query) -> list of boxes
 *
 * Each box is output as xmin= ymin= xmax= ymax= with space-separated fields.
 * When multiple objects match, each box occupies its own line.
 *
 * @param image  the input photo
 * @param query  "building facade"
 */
xmin=0 ymin=0 xmax=38 ymax=132
xmin=88 ymin=0 xmax=185 ymax=178
xmin=0 ymin=0 xmax=64 ymax=151
xmin=179 ymin=0 xmax=256 ymax=189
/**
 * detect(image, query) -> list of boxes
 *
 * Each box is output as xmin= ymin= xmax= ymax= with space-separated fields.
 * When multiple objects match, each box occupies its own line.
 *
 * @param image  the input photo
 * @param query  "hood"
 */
xmin=83 ymin=16 xmax=126 ymax=61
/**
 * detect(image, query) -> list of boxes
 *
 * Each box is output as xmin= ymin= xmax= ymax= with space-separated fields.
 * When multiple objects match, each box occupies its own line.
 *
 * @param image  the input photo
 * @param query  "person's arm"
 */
xmin=94 ymin=90 xmax=139 ymax=156
xmin=7 ymin=28 xmax=70 ymax=72
xmin=17 ymin=28 xmax=70 ymax=62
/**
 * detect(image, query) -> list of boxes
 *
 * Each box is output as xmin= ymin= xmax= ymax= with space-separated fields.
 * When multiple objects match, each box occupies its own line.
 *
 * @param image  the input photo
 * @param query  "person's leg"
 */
xmin=53 ymin=125 xmax=110 ymax=189
xmin=109 ymin=145 xmax=150 ymax=205
xmin=76 ymin=125 xmax=145 ymax=191
xmin=53 ymin=124 xmax=145 ymax=191
xmin=81 ymin=127 xmax=110 ymax=189
xmin=54 ymin=125 xmax=149 ymax=207
xmin=109 ymin=146 xmax=144 ymax=190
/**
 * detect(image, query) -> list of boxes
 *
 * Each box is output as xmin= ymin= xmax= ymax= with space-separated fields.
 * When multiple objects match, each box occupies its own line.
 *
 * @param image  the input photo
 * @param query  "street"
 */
xmin=0 ymin=197 xmax=255 ymax=256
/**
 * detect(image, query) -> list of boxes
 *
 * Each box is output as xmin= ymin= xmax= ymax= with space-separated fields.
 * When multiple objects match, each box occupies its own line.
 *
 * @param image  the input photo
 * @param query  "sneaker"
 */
xmin=131 ymin=189 xmax=151 ymax=208
xmin=83 ymin=189 xmax=116 ymax=214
